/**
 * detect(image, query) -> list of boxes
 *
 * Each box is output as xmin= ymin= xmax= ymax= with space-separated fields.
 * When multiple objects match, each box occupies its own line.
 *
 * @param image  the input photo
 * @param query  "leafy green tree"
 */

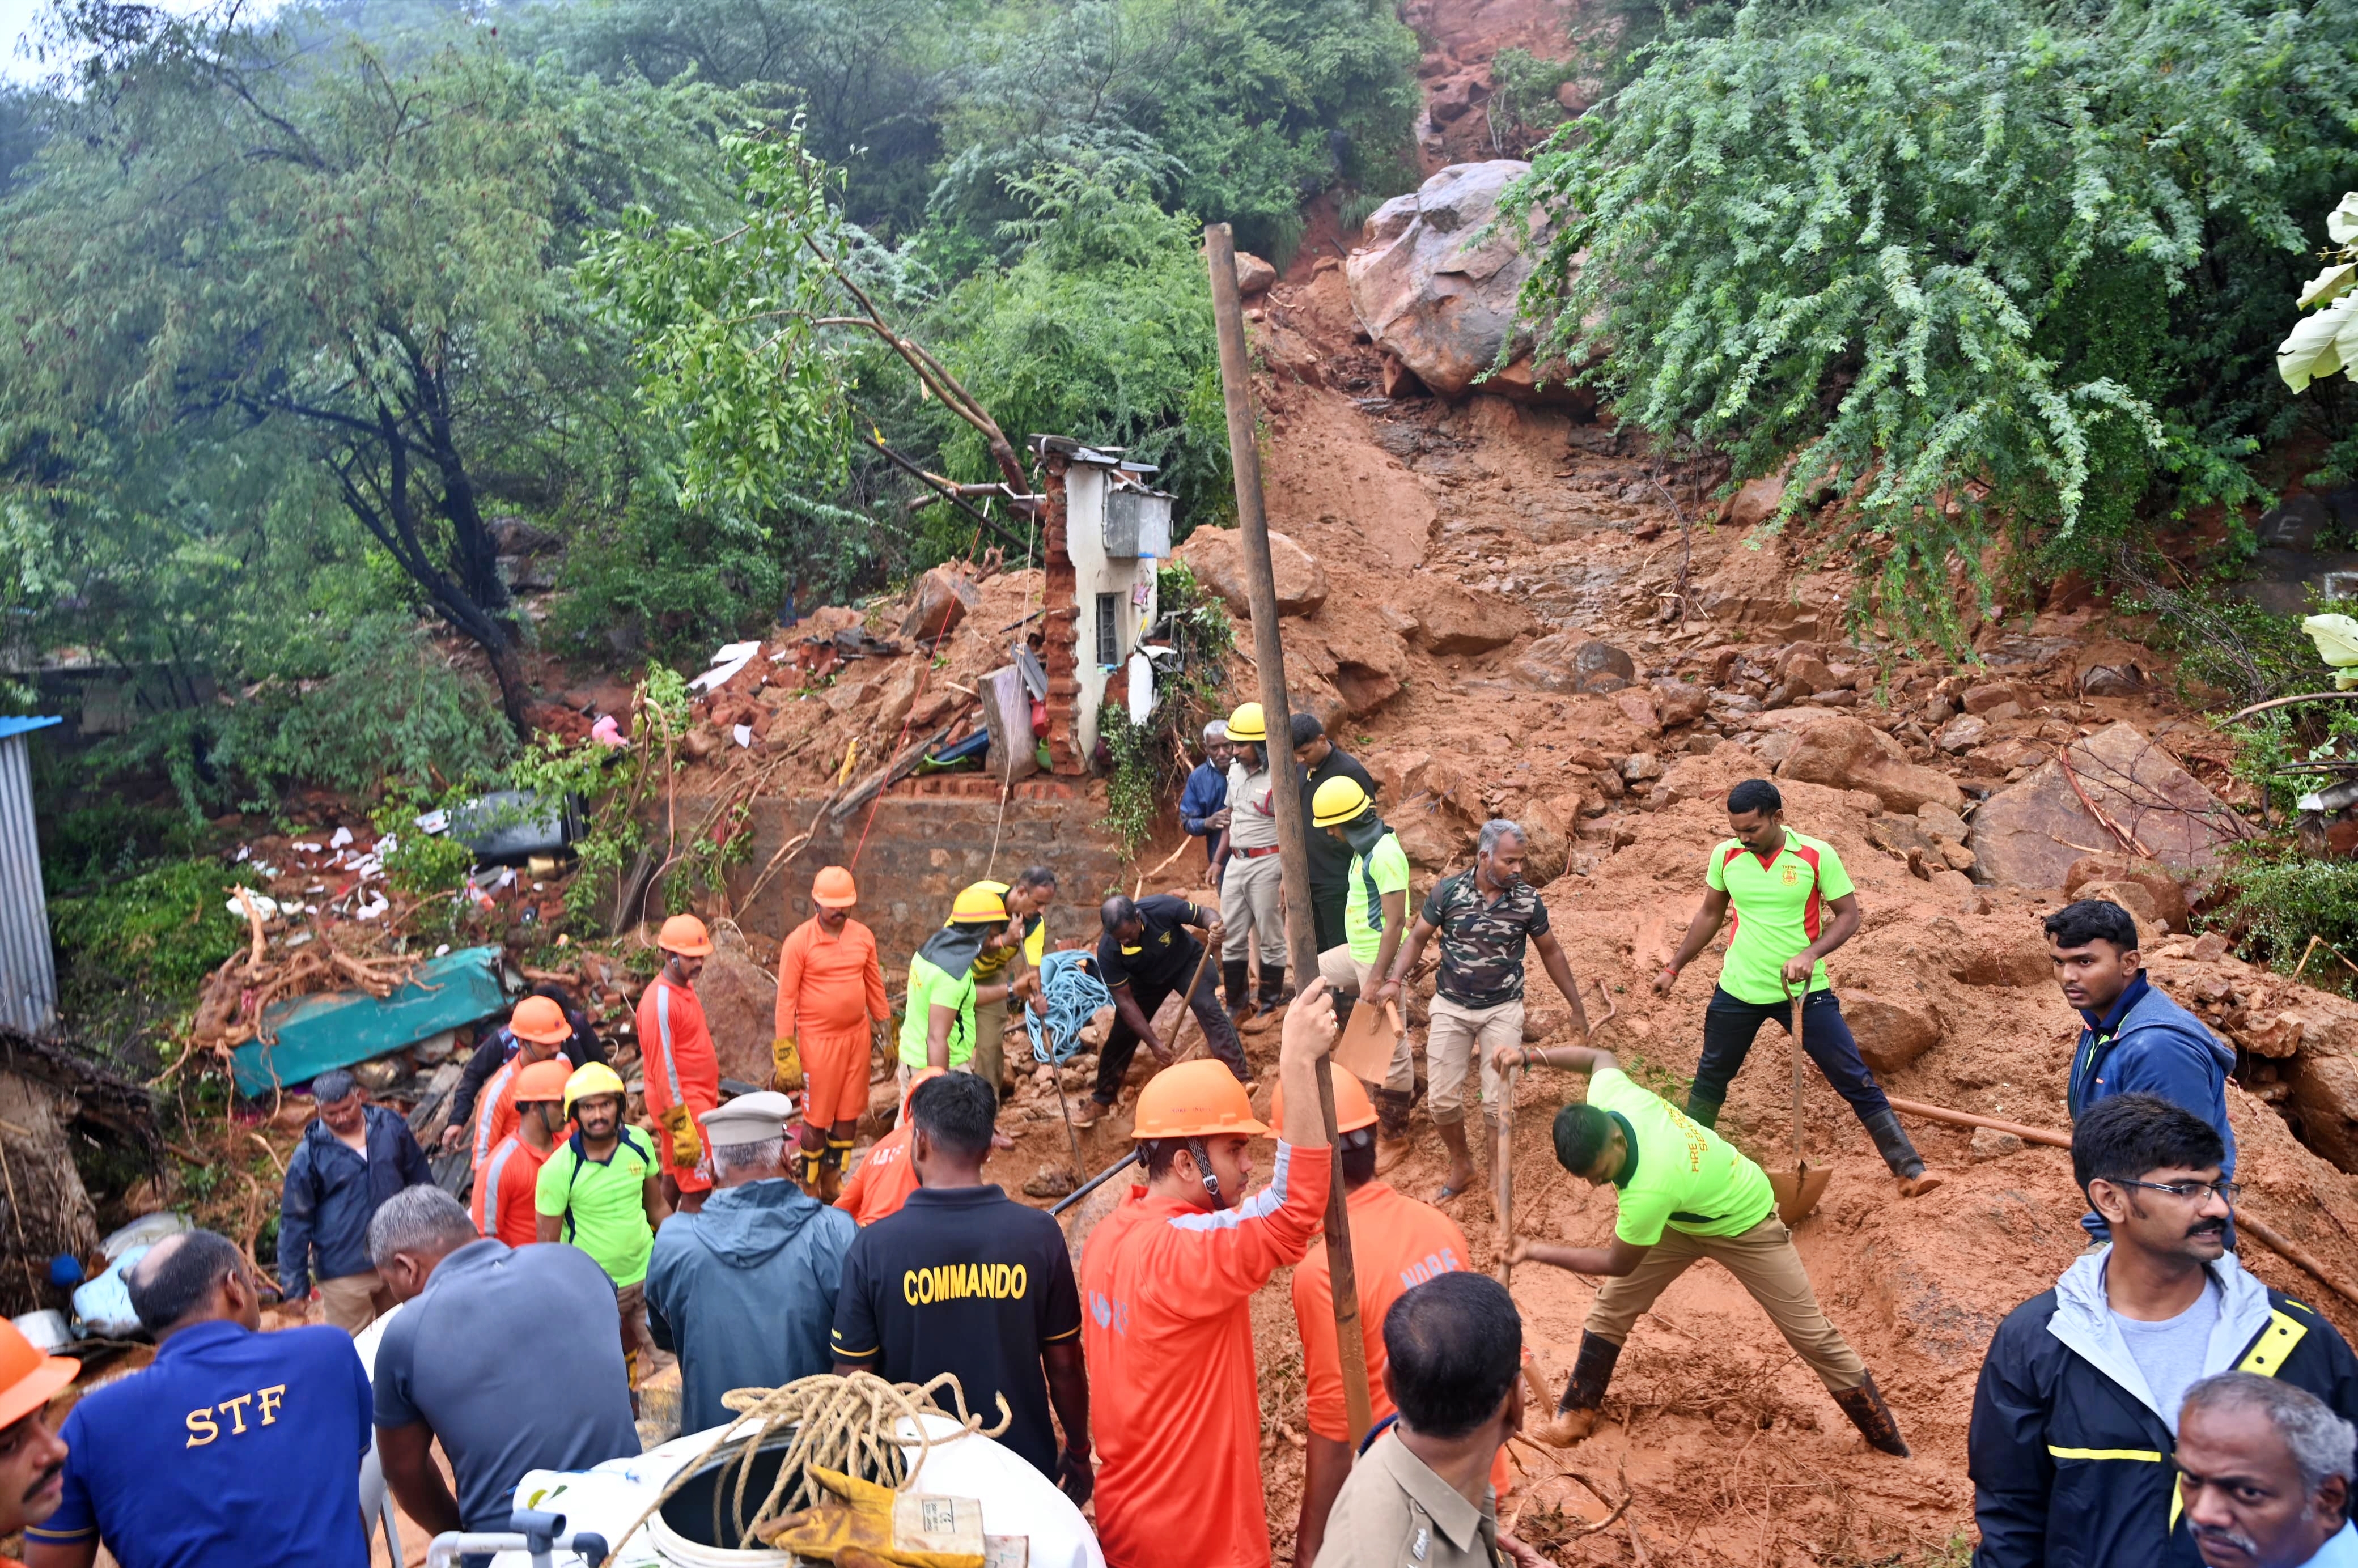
xmin=0 ymin=6 xmax=743 ymax=732
xmin=1507 ymin=0 xmax=2358 ymax=641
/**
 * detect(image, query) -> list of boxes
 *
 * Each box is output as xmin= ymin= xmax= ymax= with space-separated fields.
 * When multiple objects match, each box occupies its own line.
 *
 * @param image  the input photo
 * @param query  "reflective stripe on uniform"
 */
xmin=655 ymin=984 xmax=684 ymax=1100
xmin=2163 ymin=1306 xmax=2314 ymax=1531
xmin=2049 ymin=1446 xmax=2165 ymax=1463
xmin=476 ymin=1056 xmax=520 ymax=1166
xmin=480 ymin=1140 xmax=516 ymax=1238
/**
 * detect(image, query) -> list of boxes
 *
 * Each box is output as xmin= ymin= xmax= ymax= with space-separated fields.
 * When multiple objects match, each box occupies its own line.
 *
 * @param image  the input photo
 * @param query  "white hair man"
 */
xmin=2178 ymin=1371 xmax=2358 ymax=1568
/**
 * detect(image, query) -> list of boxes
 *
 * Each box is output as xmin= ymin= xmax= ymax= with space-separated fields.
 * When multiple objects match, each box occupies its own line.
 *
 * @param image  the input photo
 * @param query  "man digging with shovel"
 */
xmin=1653 ymin=779 xmax=1942 ymax=1201
xmin=1503 ymin=1035 xmax=1912 ymax=1457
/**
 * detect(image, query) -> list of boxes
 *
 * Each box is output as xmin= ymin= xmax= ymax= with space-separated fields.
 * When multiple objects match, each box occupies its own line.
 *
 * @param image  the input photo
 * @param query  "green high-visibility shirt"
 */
xmin=535 ymin=1127 xmax=658 ymax=1287
xmin=1703 ymin=829 xmax=1854 ymax=1005
xmin=1587 ymin=1068 xmax=1775 ymax=1247
xmin=1343 ymin=831 xmax=1413 ymax=964
xmin=898 ymin=953 xmax=977 ymax=1070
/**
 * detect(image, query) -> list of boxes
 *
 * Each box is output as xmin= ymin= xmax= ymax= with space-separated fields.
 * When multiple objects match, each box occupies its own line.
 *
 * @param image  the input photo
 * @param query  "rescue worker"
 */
xmin=1653 ymin=779 xmax=1940 ymax=1197
xmin=460 ymin=995 xmax=575 ymax=1175
xmin=1375 ymin=816 xmax=1591 ymax=1204
xmin=1293 ymin=713 xmax=1378 ymax=957
xmin=837 ymin=1068 xmax=947 ymax=1227
xmin=278 ymin=1068 xmax=434 ymax=1335
xmin=1282 ymin=1071 xmax=1507 ymax=1568
xmin=440 ymin=985 xmax=604 ymax=1153
xmin=469 ymin=1058 xmax=570 ymax=1250
xmin=898 ymin=884 xmax=1021 ymax=1085
xmin=1180 ymin=720 xmax=1233 ymax=878
xmin=776 ymin=866 xmax=891 ymax=1202
xmin=1080 ymin=979 xmax=1341 ymax=1568
xmin=966 ymin=868 xmax=1057 ymax=1099
xmin=1311 ymin=772 xmax=1415 ymax=1167
xmin=1212 ymin=703 xmax=1290 ymax=1029
xmin=639 ymin=913 xmax=722 ymax=1214
xmin=1075 ymin=893 xmax=1245 ymax=1128
xmin=646 ymin=1092 xmax=855 ymax=1434
xmin=1969 ymin=1094 xmax=2358 ymax=1567
xmin=536 ymin=1062 xmax=668 ymax=1391
xmin=0 ymin=1316 xmax=74 ymax=1554
xmin=1505 ymin=1034 xmax=1912 ymax=1457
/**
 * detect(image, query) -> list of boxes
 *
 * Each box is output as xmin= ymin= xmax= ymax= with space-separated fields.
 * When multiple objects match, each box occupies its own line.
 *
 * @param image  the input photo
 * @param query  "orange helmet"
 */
xmin=658 ymin=913 xmax=714 ymax=956
xmin=509 ymin=995 xmax=572 ymax=1045
xmin=1132 ymin=1060 xmax=1269 ymax=1140
xmin=0 ymin=1316 xmax=75 ymax=1431
xmin=900 ymin=1065 xmax=947 ymax=1120
xmin=513 ymin=1059 xmax=574 ymax=1104
xmin=812 ymin=866 xmax=858 ymax=908
xmin=1269 ymin=1069 xmax=1377 ymax=1134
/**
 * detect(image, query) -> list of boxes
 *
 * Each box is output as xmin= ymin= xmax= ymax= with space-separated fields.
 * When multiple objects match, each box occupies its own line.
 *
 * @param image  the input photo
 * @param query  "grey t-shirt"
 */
xmin=2112 ymin=1279 xmax=2221 ymax=1434
xmin=373 ymin=1239 xmax=641 ymax=1529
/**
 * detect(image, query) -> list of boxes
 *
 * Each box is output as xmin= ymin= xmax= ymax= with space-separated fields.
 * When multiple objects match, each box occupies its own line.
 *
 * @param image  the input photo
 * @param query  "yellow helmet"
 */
xmin=1312 ymin=773 xmax=1373 ymax=828
xmin=1225 ymin=702 xmax=1267 ymax=744
xmin=950 ymin=882 xmax=1010 ymax=923
xmin=563 ymin=1061 xmax=627 ymax=1114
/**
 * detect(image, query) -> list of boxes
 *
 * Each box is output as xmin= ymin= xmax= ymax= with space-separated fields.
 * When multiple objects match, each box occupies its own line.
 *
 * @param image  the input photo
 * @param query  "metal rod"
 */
xmin=1050 ymin=1146 xmax=1143 ymax=1217
xmin=1205 ymin=219 xmax=1374 ymax=1447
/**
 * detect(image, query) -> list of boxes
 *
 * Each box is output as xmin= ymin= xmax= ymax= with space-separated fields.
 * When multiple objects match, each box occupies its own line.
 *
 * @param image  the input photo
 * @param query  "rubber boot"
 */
xmin=1373 ymin=1086 xmax=1414 ymax=1174
xmin=819 ymin=1140 xmax=854 ymax=1205
xmin=1536 ymin=1332 xmax=1621 ymax=1447
xmin=1683 ymin=1091 xmax=1725 ymax=1131
xmin=1830 ymin=1373 xmax=1911 ymax=1457
xmin=1258 ymin=963 xmax=1291 ymax=1010
xmin=797 ymin=1143 xmax=825 ymax=1197
xmin=1863 ymin=1107 xmax=1944 ymax=1198
xmin=1223 ymin=959 xmax=1254 ymax=1029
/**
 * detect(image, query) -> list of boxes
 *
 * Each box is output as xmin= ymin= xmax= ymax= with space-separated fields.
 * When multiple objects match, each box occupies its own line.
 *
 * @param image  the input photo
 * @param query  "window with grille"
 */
xmin=1096 ymin=593 xmax=1119 ymax=668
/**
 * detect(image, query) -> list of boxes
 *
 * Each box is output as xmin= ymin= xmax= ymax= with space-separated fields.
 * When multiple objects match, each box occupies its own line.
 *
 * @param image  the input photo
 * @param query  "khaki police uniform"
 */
xmin=1313 ymin=1427 xmax=1502 ymax=1568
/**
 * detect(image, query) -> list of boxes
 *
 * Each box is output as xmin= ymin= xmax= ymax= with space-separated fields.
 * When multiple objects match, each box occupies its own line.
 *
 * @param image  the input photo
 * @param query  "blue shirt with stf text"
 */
xmin=29 ymin=1319 xmax=371 ymax=1568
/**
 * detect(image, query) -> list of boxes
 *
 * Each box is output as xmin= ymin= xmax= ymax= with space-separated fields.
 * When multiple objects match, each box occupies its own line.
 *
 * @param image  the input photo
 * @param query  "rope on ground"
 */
xmin=1025 ymin=950 xmax=1112 ymax=1066
xmin=595 ymin=1370 xmax=1011 ymax=1566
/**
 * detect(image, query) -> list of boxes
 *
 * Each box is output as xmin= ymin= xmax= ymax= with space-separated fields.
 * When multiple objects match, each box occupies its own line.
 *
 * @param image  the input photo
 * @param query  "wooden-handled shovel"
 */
xmin=1768 ymin=980 xmax=1832 ymax=1224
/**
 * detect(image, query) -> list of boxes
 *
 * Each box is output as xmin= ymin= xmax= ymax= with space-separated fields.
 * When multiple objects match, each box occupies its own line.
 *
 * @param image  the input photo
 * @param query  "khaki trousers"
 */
xmin=616 ymin=1280 xmax=652 ymax=1389
xmin=1426 ymin=996 xmax=1522 ymax=1127
xmin=972 ymin=995 xmax=1010 ymax=1090
xmin=1319 ymin=945 xmax=1417 ymax=1096
xmin=316 ymin=1270 xmax=396 ymax=1336
xmin=1585 ymin=1213 xmax=1867 ymax=1392
xmin=1219 ymin=852 xmax=1287 ymax=964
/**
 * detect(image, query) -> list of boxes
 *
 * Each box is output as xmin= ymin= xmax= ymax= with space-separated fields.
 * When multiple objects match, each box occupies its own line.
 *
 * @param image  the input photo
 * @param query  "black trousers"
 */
xmin=1311 ymin=886 xmax=1347 ymax=959
xmin=1686 ymin=987 xmax=1894 ymax=1131
xmin=1093 ymin=946 xmax=1250 ymax=1102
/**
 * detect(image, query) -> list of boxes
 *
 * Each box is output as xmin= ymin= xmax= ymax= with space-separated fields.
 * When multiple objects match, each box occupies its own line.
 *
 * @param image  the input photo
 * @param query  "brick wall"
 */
xmin=697 ymin=785 xmax=1123 ymax=966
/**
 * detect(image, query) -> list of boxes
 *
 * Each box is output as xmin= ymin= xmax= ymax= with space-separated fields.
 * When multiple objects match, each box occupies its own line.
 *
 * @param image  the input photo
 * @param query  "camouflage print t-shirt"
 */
xmin=1422 ymin=870 xmax=1550 ymax=1009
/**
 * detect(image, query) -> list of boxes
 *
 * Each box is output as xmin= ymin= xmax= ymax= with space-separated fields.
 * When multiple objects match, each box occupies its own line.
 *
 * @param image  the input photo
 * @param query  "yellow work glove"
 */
xmin=659 ymin=1101 xmax=702 ymax=1167
xmin=772 ymin=1035 xmax=805 ymax=1090
xmin=758 ymin=1467 xmax=983 ymax=1568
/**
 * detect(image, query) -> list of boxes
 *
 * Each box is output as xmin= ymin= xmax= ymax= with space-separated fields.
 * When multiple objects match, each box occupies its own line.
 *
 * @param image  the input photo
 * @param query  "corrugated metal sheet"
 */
xmin=0 ymin=731 xmax=57 ymax=1035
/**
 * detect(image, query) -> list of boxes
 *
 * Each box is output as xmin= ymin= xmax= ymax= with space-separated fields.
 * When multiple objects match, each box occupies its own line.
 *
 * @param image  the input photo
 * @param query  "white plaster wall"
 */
xmin=1066 ymin=464 xmax=1160 ymax=760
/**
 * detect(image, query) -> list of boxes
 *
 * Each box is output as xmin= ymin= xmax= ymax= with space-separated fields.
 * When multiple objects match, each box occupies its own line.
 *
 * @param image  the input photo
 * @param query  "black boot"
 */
xmin=1223 ymin=959 xmax=1253 ymax=1022
xmin=1831 ymin=1373 xmax=1911 ymax=1456
xmin=1683 ymin=1092 xmax=1724 ymax=1130
xmin=1863 ymin=1107 xmax=1943 ymax=1196
xmin=1258 ymin=963 xmax=1290 ymax=1010
xmin=1537 ymin=1332 xmax=1620 ymax=1447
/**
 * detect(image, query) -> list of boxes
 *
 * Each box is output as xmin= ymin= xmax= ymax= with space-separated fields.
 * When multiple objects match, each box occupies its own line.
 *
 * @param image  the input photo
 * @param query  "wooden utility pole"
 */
xmin=1204 ymin=221 xmax=1376 ymax=1447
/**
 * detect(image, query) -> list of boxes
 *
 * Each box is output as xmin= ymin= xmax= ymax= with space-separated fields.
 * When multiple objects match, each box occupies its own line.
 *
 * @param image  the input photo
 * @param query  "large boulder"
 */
xmin=1401 ymin=578 xmax=1536 ymax=655
xmin=1774 ymin=716 xmax=1964 ymax=815
xmin=1843 ymin=989 xmax=1944 ymax=1075
xmin=692 ymin=929 xmax=783 ymax=1091
xmin=1973 ymin=722 xmax=2250 ymax=890
xmin=2063 ymin=852 xmax=2191 ymax=934
xmin=1346 ymin=162 xmax=1553 ymax=398
xmin=1174 ymin=526 xmax=1329 ymax=619
xmin=1513 ymin=635 xmax=1635 ymax=694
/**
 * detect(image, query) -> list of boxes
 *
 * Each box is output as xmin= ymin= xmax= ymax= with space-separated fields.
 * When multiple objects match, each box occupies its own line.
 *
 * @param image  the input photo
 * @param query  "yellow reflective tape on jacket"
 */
xmin=2047 ymin=1447 xmax=2165 ymax=1463
xmin=2163 ymin=1308 xmax=2314 ymax=1530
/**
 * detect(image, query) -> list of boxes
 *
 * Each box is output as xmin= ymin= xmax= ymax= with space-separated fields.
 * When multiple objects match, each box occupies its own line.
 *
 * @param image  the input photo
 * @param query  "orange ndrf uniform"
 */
xmin=777 ymin=914 xmax=889 ymax=1127
xmin=834 ymin=1123 xmax=919 ymax=1227
xmin=470 ymin=1133 xmax=552 ymax=1249
xmin=1292 ymin=1179 xmax=1510 ymax=1495
xmin=638 ymin=975 xmax=720 ymax=1193
xmin=1081 ymin=1143 xmax=1331 ymax=1568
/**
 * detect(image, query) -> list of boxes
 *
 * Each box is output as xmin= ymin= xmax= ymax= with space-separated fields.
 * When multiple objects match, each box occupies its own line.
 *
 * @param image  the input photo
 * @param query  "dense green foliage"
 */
xmin=48 ymin=857 xmax=259 ymax=1051
xmin=1506 ymin=0 xmax=2358 ymax=645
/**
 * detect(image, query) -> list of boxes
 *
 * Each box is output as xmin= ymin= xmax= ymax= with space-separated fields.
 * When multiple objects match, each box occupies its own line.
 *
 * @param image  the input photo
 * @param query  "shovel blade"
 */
xmin=1770 ymin=1163 xmax=1833 ymax=1225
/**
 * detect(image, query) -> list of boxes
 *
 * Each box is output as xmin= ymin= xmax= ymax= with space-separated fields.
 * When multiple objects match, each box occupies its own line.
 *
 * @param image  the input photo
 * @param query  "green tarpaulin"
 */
xmin=232 ymin=945 xmax=512 ymax=1095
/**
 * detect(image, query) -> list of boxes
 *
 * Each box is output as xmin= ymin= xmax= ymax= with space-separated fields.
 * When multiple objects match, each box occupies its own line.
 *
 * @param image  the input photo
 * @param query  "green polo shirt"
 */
xmin=898 ymin=953 xmax=977 ymax=1070
xmin=1587 ymin=1068 xmax=1774 ymax=1247
xmin=1344 ymin=831 xmax=1413 ymax=964
xmin=536 ymin=1127 xmax=658 ymax=1287
xmin=1703 ymin=828 xmax=1854 ymax=1005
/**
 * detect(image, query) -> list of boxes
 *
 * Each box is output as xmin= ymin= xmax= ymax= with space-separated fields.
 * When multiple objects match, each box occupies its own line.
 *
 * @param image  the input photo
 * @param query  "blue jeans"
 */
xmin=1686 ymin=987 xmax=1895 ymax=1133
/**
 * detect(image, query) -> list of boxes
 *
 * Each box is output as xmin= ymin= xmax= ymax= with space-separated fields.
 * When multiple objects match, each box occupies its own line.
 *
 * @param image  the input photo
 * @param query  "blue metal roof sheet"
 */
xmin=0 ymin=717 xmax=61 ymax=741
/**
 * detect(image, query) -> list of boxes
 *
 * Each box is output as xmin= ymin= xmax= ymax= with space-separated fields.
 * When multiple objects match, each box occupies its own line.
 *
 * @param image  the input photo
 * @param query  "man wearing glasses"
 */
xmin=1968 ymin=1094 xmax=2358 ymax=1568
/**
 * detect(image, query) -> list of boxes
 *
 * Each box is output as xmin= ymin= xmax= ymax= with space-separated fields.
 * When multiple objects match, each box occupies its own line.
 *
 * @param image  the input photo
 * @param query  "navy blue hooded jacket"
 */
xmin=278 ymin=1104 xmax=435 ymax=1296
xmin=2068 ymin=974 xmax=2235 ymax=1238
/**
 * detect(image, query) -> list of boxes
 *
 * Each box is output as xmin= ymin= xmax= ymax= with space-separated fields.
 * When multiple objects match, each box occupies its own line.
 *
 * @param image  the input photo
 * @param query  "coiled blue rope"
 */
xmin=1026 ymin=949 xmax=1112 ymax=1066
